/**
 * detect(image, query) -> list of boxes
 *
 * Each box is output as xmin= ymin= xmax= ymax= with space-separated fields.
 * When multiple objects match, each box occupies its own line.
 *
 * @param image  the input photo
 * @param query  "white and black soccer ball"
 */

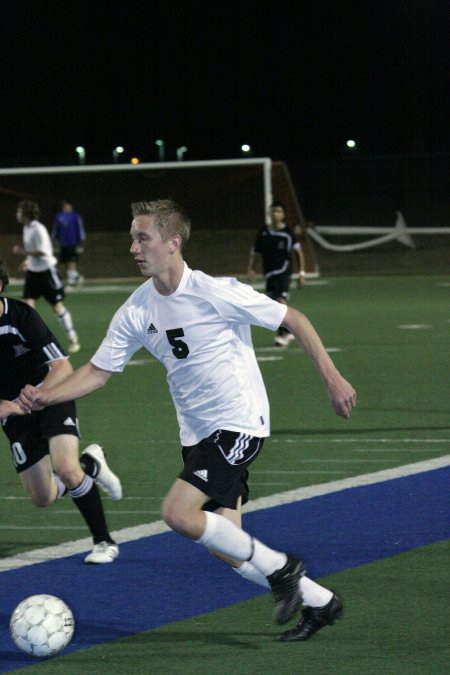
xmin=10 ymin=594 xmax=75 ymax=658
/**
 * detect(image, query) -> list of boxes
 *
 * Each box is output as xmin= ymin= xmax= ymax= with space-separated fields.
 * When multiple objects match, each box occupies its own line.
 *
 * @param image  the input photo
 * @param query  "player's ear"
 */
xmin=168 ymin=234 xmax=182 ymax=253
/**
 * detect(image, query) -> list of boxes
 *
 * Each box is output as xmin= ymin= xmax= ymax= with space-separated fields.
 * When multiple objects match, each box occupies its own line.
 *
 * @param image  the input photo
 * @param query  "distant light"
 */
xmin=346 ymin=139 xmax=356 ymax=149
xmin=75 ymin=146 xmax=86 ymax=164
xmin=112 ymin=146 xmax=125 ymax=163
xmin=155 ymin=139 xmax=165 ymax=161
xmin=241 ymin=144 xmax=251 ymax=153
xmin=130 ymin=157 xmax=140 ymax=165
xmin=176 ymin=146 xmax=188 ymax=161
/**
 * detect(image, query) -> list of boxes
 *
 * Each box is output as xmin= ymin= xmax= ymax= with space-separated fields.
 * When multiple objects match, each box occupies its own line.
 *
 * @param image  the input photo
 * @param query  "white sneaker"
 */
xmin=274 ymin=335 xmax=290 ymax=347
xmin=82 ymin=444 xmax=123 ymax=500
xmin=84 ymin=541 xmax=119 ymax=564
xmin=68 ymin=339 xmax=80 ymax=353
xmin=286 ymin=333 xmax=296 ymax=342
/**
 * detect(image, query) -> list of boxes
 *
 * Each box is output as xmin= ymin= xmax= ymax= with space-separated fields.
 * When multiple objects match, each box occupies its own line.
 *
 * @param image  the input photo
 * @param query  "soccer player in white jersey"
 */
xmin=12 ymin=200 xmax=81 ymax=353
xmin=19 ymin=199 xmax=357 ymax=640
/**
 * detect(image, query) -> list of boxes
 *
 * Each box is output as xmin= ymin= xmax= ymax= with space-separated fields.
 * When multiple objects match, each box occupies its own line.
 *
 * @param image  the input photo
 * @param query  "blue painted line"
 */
xmin=1 ymin=467 xmax=449 ymax=670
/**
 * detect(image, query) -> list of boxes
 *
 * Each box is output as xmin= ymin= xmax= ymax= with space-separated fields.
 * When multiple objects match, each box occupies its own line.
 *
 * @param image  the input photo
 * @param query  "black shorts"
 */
xmin=180 ymin=429 xmax=264 ymax=511
xmin=2 ymin=402 xmax=80 ymax=473
xmin=23 ymin=268 xmax=65 ymax=304
xmin=265 ymin=272 xmax=291 ymax=301
xmin=59 ymin=246 xmax=80 ymax=264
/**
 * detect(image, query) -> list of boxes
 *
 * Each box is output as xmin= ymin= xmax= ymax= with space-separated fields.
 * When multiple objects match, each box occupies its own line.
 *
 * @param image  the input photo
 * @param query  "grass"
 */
xmin=1 ymin=273 xmax=449 ymax=673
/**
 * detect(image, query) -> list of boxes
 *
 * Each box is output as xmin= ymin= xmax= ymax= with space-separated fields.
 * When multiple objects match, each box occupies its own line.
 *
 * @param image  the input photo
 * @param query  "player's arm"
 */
xmin=281 ymin=306 xmax=356 ymax=418
xmin=294 ymin=245 xmax=306 ymax=288
xmin=19 ymin=362 xmax=112 ymax=411
xmin=40 ymin=357 xmax=74 ymax=392
xmin=247 ymin=249 xmax=258 ymax=280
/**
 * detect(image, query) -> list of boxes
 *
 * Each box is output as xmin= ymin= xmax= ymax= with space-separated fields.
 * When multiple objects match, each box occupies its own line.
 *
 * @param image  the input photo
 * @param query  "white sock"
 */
xmin=54 ymin=474 xmax=66 ymax=499
xmin=197 ymin=511 xmax=286 ymax=576
xmin=233 ymin=560 xmax=270 ymax=588
xmin=56 ymin=309 xmax=77 ymax=340
xmin=300 ymin=577 xmax=333 ymax=607
xmin=234 ymin=560 xmax=333 ymax=607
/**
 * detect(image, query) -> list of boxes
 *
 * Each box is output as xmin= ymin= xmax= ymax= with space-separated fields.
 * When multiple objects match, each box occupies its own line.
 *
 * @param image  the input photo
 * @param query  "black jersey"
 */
xmin=252 ymin=224 xmax=299 ymax=277
xmin=0 ymin=297 xmax=66 ymax=400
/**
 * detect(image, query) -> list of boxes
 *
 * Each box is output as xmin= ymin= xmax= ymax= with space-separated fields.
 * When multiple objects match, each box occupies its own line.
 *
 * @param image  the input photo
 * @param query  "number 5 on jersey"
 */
xmin=166 ymin=328 xmax=190 ymax=359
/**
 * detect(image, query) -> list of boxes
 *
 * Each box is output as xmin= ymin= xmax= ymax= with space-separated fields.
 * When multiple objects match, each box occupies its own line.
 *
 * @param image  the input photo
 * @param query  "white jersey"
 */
xmin=23 ymin=220 xmax=57 ymax=272
xmin=91 ymin=263 xmax=287 ymax=446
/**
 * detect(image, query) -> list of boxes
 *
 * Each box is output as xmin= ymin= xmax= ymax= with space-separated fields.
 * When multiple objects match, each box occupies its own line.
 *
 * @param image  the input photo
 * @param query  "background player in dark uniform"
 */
xmin=0 ymin=260 xmax=121 ymax=564
xmin=248 ymin=201 xmax=306 ymax=347
xmin=52 ymin=200 xmax=86 ymax=287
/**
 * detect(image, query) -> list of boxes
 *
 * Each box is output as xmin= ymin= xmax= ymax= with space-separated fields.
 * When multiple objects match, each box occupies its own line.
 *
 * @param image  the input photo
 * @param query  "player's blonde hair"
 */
xmin=131 ymin=199 xmax=191 ymax=248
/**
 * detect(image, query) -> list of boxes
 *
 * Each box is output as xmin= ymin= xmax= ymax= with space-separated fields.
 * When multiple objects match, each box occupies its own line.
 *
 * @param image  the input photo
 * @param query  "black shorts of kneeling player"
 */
xmin=3 ymin=401 xmax=80 ymax=473
xmin=265 ymin=271 xmax=291 ymax=301
xmin=179 ymin=429 xmax=264 ymax=512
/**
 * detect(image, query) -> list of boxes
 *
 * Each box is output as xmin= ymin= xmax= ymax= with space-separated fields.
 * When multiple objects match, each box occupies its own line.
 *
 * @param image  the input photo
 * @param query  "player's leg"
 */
xmin=273 ymin=274 xmax=294 ymax=347
xmin=161 ymin=432 xmax=302 ymax=625
xmin=213 ymin=501 xmax=341 ymax=641
xmin=42 ymin=266 xmax=80 ymax=353
xmin=49 ymin=433 xmax=118 ymax=563
xmin=52 ymin=299 xmax=80 ymax=353
xmin=19 ymin=454 xmax=63 ymax=506
xmin=22 ymin=270 xmax=38 ymax=308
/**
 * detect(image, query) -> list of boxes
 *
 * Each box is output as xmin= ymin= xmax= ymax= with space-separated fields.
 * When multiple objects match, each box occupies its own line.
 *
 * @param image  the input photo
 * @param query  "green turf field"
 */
xmin=2 ymin=274 xmax=449 ymax=673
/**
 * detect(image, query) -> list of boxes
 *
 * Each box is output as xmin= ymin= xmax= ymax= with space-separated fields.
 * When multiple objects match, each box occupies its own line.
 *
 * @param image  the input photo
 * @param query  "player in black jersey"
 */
xmin=248 ymin=201 xmax=306 ymax=347
xmin=0 ymin=260 xmax=121 ymax=564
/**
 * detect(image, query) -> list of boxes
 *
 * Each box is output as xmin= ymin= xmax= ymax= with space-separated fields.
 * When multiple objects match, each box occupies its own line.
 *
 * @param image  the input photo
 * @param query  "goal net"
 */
xmin=0 ymin=158 xmax=318 ymax=278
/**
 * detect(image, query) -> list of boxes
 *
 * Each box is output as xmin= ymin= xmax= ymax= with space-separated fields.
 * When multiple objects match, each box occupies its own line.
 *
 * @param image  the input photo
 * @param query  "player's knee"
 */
xmin=54 ymin=463 xmax=84 ymax=490
xmin=161 ymin=499 xmax=196 ymax=537
xmin=30 ymin=492 xmax=54 ymax=508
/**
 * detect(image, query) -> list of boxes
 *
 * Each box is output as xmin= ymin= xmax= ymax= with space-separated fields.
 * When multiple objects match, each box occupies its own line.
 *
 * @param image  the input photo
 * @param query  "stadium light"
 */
xmin=155 ymin=139 xmax=165 ymax=162
xmin=130 ymin=157 xmax=140 ymax=165
xmin=241 ymin=144 xmax=251 ymax=153
xmin=346 ymin=139 xmax=357 ymax=149
xmin=176 ymin=146 xmax=188 ymax=161
xmin=75 ymin=146 xmax=86 ymax=165
xmin=113 ymin=146 xmax=125 ymax=163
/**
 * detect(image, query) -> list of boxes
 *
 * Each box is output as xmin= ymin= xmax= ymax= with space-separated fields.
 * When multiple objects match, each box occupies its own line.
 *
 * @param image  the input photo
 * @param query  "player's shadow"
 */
xmin=136 ymin=630 xmax=270 ymax=650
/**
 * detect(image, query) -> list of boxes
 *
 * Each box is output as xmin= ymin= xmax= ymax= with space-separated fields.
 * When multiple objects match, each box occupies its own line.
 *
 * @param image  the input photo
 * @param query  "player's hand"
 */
xmin=296 ymin=274 xmax=305 ymax=289
xmin=18 ymin=385 xmax=47 ymax=412
xmin=0 ymin=400 xmax=26 ymax=418
xmin=327 ymin=377 xmax=357 ymax=419
xmin=12 ymin=244 xmax=22 ymax=255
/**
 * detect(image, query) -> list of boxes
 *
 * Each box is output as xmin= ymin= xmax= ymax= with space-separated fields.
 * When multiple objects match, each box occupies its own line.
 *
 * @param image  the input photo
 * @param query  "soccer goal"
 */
xmin=0 ymin=158 xmax=318 ymax=278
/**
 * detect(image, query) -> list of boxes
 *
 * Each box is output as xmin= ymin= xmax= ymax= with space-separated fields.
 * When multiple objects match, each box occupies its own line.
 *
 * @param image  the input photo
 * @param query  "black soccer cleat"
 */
xmin=277 ymin=591 xmax=343 ymax=641
xmin=267 ymin=554 xmax=305 ymax=625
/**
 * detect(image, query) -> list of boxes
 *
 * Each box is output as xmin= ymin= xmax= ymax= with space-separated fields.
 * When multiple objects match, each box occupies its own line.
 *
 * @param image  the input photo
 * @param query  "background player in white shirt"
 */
xmin=20 ymin=199 xmax=357 ymax=640
xmin=12 ymin=200 xmax=81 ymax=353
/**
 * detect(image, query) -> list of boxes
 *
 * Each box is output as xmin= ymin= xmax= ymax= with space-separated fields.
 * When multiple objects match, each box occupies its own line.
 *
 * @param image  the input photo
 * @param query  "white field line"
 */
xmin=0 ymin=455 xmax=449 ymax=572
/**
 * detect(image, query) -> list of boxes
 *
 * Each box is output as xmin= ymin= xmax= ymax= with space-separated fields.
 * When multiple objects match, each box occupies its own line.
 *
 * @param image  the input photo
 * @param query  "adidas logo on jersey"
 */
xmin=147 ymin=323 xmax=158 ymax=334
xmin=63 ymin=417 xmax=76 ymax=426
xmin=193 ymin=469 xmax=208 ymax=482
xmin=13 ymin=344 xmax=31 ymax=357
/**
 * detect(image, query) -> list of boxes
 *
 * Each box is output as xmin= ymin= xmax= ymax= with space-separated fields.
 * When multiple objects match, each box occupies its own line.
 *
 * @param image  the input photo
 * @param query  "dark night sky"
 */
xmin=0 ymin=1 xmax=448 ymax=166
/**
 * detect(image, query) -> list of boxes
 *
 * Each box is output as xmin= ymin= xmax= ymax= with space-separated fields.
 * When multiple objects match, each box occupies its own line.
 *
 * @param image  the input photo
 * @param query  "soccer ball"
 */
xmin=10 ymin=594 xmax=75 ymax=658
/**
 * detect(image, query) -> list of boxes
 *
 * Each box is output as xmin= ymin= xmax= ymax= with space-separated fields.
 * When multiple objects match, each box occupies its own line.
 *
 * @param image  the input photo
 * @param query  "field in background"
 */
xmin=1 ymin=274 xmax=449 ymax=672
xmin=2 ymin=229 xmax=450 ymax=281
